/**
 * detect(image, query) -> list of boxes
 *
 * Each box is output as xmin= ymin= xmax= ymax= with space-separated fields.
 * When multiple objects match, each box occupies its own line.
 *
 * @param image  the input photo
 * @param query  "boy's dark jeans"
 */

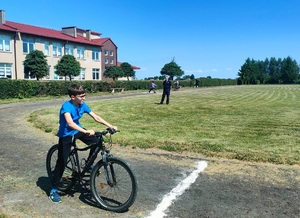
xmin=51 ymin=132 xmax=99 ymax=188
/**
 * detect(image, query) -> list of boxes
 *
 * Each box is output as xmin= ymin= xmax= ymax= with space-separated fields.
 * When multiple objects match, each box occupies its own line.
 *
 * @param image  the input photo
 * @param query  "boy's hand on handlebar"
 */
xmin=85 ymin=130 xmax=95 ymax=136
xmin=110 ymin=125 xmax=118 ymax=131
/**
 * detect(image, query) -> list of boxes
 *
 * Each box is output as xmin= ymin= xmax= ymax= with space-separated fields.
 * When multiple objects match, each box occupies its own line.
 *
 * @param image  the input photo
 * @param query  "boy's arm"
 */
xmin=89 ymin=111 xmax=117 ymax=130
xmin=64 ymin=112 xmax=90 ymax=134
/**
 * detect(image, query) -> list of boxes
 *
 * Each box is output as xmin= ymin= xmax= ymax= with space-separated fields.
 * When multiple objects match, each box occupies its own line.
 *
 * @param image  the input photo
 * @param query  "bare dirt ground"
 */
xmin=0 ymin=94 xmax=300 ymax=218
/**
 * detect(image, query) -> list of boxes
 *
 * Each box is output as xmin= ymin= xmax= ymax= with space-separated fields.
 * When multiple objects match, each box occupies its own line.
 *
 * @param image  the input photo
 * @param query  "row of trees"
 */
xmin=23 ymin=50 xmax=136 ymax=81
xmin=238 ymin=56 xmax=300 ymax=84
xmin=22 ymin=50 xmax=300 ymax=85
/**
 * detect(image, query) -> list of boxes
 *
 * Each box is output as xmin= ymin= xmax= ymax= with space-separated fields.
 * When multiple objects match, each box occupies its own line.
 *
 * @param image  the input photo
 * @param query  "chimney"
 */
xmin=62 ymin=26 xmax=77 ymax=37
xmin=0 ymin=10 xmax=6 ymax=24
xmin=86 ymin=30 xmax=91 ymax=41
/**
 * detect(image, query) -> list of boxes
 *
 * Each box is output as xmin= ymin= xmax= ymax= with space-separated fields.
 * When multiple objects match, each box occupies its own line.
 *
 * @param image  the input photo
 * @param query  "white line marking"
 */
xmin=145 ymin=161 xmax=208 ymax=218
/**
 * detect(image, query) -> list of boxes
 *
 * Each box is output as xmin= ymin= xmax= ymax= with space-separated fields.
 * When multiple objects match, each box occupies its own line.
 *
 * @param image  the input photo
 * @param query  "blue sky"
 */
xmin=2 ymin=0 xmax=300 ymax=79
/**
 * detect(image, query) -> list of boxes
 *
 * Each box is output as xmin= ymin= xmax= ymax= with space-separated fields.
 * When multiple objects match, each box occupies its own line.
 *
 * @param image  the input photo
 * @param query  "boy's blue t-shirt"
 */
xmin=57 ymin=100 xmax=91 ymax=138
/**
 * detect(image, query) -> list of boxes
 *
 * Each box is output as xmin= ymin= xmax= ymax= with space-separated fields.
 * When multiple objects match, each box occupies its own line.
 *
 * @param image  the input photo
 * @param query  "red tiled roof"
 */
xmin=117 ymin=61 xmax=140 ymax=70
xmin=0 ymin=21 xmax=101 ymax=46
xmin=0 ymin=20 xmax=140 ymax=69
xmin=93 ymin=37 xmax=117 ymax=48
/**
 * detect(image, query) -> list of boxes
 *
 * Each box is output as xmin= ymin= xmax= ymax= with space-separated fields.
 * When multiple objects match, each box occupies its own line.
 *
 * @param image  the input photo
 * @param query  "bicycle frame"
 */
xmin=70 ymin=131 xmax=114 ymax=187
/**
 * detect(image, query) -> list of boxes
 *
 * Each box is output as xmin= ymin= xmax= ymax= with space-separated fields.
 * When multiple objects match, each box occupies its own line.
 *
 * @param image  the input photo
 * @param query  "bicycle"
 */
xmin=46 ymin=128 xmax=138 ymax=212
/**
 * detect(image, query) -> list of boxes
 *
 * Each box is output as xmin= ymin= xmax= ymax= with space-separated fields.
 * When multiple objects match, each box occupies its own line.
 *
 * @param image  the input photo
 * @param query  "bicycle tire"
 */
xmin=90 ymin=156 xmax=138 ymax=212
xmin=46 ymin=144 xmax=76 ymax=192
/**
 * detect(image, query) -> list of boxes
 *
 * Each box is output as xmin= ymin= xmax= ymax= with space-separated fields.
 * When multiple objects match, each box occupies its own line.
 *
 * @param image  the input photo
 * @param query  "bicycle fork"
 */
xmin=102 ymin=152 xmax=117 ymax=187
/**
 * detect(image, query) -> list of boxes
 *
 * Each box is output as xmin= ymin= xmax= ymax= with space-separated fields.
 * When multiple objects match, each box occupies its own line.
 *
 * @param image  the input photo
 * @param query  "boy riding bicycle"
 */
xmin=49 ymin=84 xmax=117 ymax=203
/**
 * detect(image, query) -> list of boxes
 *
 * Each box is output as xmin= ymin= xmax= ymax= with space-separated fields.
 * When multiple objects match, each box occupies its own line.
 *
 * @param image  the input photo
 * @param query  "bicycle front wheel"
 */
xmin=90 ymin=157 xmax=138 ymax=212
xmin=46 ymin=144 xmax=76 ymax=192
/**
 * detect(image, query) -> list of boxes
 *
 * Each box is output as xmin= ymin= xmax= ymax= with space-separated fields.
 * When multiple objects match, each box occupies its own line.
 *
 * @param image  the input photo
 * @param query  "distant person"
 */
xmin=174 ymin=81 xmax=180 ymax=91
xmin=149 ymin=81 xmax=157 ymax=93
xmin=160 ymin=76 xmax=172 ymax=104
xmin=195 ymin=79 xmax=200 ymax=88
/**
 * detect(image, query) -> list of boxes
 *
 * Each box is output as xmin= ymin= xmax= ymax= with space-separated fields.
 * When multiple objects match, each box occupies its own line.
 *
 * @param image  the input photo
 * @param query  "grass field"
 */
xmin=28 ymin=85 xmax=300 ymax=165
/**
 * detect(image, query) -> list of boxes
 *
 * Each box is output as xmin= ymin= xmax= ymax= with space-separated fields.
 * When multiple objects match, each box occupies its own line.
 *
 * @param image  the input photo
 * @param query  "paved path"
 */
xmin=0 ymin=91 xmax=300 ymax=218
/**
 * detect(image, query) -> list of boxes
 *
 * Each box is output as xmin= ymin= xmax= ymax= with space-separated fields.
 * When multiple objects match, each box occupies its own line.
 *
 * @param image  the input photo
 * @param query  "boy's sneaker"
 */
xmin=49 ymin=190 xmax=62 ymax=203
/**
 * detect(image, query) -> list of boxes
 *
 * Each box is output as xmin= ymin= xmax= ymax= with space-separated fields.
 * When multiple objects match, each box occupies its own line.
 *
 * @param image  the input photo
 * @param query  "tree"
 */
xmin=55 ymin=55 xmax=80 ymax=81
xmin=23 ymin=50 xmax=49 ymax=80
xmin=238 ymin=58 xmax=259 ymax=84
xmin=120 ymin=62 xmax=135 ymax=80
xmin=280 ymin=56 xmax=299 ymax=84
xmin=268 ymin=57 xmax=281 ymax=84
xmin=104 ymin=65 xmax=124 ymax=81
xmin=160 ymin=59 xmax=184 ymax=80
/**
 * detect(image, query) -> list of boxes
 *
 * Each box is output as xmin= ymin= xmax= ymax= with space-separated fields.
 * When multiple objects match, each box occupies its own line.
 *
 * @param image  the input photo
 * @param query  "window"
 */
xmin=0 ymin=34 xmax=11 ymax=52
xmin=104 ymin=50 xmax=108 ymax=56
xmin=105 ymin=58 xmax=108 ymax=64
xmin=92 ymin=49 xmax=99 ymax=61
xmin=0 ymin=63 xmax=12 ymax=78
xmin=110 ymin=58 xmax=114 ymax=64
xmin=110 ymin=50 xmax=113 ymax=56
xmin=78 ymin=68 xmax=86 ymax=80
xmin=53 ymin=43 xmax=62 ymax=57
xmin=23 ymin=38 xmax=34 ymax=53
xmin=44 ymin=42 xmax=50 ymax=56
xmin=92 ymin=68 xmax=100 ymax=80
xmin=65 ymin=44 xmax=74 ymax=55
xmin=77 ymin=46 xmax=85 ymax=59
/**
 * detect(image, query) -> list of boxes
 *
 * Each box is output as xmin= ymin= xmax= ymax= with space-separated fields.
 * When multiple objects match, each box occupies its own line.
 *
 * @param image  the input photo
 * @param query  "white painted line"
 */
xmin=145 ymin=161 xmax=208 ymax=218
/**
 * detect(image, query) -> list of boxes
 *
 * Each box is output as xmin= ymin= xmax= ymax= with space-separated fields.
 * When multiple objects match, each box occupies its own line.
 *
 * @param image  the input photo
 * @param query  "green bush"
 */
xmin=0 ymin=78 xmax=237 ymax=99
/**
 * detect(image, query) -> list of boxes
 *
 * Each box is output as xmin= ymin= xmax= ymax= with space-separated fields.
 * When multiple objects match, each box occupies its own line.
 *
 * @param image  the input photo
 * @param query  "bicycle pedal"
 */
xmin=63 ymin=170 xmax=73 ymax=177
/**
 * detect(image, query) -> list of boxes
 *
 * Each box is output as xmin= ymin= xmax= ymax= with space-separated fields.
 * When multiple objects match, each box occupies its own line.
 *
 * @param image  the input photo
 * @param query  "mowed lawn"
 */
xmin=29 ymin=85 xmax=300 ymax=165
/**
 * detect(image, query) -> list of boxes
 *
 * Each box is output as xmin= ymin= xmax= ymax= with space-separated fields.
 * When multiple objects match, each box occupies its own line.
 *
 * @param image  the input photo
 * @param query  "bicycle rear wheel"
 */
xmin=46 ymin=144 xmax=76 ymax=192
xmin=90 ymin=157 xmax=138 ymax=212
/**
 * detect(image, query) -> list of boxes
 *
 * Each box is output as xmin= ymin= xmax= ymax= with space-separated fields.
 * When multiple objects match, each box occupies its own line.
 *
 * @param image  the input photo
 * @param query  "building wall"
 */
xmin=101 ymin=40 xmax=117 ymax=81
xmin=0 ymin=31 xmax=103 ymax=80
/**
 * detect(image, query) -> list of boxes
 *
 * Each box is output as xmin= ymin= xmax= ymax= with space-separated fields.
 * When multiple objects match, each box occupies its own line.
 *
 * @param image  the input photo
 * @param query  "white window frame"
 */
xmin=104 ymin=49 xmax=108 ymax=56
xmin=110 ymin=50 xmax=113 ymax=56
xmin=78 ymin=68 xmax=86 ymax=80
xmin=65 ymin=44 xmax=74 ymax=55
xmin=23 ymin=38 xmax=34 ymax=54
xmin=77 ymin=46 xmax=85 ymax=59
xmin=110 ymin=58 xmax=114 ymax=64
xmin=92 ymin=68 xmax=100 ymax=80
xmin=0 ymin=34 xmax=11 ymax=52
xmin=92 ymin=49 xmax=99 ymax=61
xmin=53 ymin=43 xmax=62 ymax=57
xmin=0 ymin=63 xmax=12 ymax=78
xmin=105 ymin=58 xmax=108 ymax=64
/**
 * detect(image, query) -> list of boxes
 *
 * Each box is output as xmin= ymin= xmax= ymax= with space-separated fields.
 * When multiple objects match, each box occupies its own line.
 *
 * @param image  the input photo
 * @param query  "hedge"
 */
xmin=0 ymin=78 xmax=237 ymax=99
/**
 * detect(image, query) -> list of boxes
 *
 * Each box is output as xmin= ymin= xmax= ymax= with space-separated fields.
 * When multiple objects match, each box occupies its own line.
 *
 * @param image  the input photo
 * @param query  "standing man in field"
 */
xmin=160 ymin=76 xmax=172 ymax=104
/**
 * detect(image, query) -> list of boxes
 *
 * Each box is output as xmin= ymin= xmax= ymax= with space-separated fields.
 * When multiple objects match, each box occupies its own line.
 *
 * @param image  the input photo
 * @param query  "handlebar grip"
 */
xmin=107 ymin=128 xmax=119 ymax=134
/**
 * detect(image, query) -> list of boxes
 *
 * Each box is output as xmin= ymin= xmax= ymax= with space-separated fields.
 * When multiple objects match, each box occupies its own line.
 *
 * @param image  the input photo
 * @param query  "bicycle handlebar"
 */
xmin=95 ymin=128 xmax=119 ymax=137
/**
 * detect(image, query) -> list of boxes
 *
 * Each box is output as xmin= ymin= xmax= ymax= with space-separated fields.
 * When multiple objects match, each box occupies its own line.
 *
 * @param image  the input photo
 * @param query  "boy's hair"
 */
xmin=68 ymin=84 xmax=85 ymax=97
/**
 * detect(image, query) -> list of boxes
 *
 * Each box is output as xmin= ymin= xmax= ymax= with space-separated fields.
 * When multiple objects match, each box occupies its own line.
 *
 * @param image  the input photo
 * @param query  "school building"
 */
xmin=0 ymin=10 xmax=139 ymax=80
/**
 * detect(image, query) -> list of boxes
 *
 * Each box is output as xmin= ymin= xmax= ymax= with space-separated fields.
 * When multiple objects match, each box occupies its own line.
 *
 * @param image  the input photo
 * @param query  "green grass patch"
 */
xmin=27 ymin=85 xmax=300 ymax=165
